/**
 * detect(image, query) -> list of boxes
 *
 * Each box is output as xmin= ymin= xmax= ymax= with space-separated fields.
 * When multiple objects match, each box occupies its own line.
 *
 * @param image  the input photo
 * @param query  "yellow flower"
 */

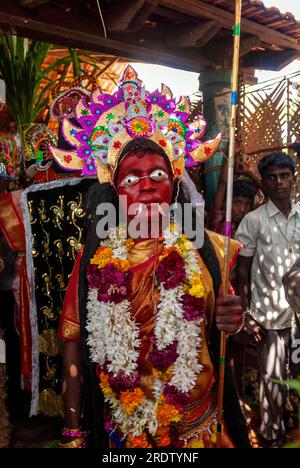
xmin=91 ymin=246 xmax=113 ymax=269
xmin=111 ymin=258 xmax=130 ymax=271
xmin=101 ymin=385 xmax=115 ymax=399
xmin=119 ymin=387 xmax=144 ymax=415
xmin=125 ymin=238 xmax=134 ymax=250
xmin=99 ymin=372 xmax=115 ymax=398
xmin=188 ymin=283 xmax=205 ymax=298
xmin=189 ymin=274 xmax=203 ymax=285
xmin=152 ymin=366 xmax=173 ymax=383
xmin=186 ymin=274 xmax=205 ymax=298
xmin=157 ymin=401 xmax=181 ymax=425
xmin=169 ymin=223 xmax=177 ymax=233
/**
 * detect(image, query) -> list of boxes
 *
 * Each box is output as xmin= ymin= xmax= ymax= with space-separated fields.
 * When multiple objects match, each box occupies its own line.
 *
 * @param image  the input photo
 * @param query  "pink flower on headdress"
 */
xmin=113 ymin=141 xmax=122 ymax=150
xmin=204 ymin=146 xmax=212 ymax=156
xmin=64 ymin=154 xmax=72 ymax=163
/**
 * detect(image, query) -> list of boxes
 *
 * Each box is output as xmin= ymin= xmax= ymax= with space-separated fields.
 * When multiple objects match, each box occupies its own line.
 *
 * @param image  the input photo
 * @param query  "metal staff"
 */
xmin=216 ymin=0 xmax=242 ymax=448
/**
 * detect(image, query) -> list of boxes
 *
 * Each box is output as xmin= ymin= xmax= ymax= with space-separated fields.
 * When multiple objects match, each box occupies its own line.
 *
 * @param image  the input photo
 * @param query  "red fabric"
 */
xmin=19 ymin=254 xmax=32 ymax=387
xmin=58 ymin=250 xmax=82 ymax=341
xmin=0 ymin=191 xmax=31 ymax=386
xmin=34 ymin=167 xmax=81 ymax=184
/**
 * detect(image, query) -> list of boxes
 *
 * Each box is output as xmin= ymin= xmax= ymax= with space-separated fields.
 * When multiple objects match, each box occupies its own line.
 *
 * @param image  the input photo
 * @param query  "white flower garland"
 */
xmin=86 ymin=288 xmax=141 ymax=376
xmin=154 ymin=285 xmax=184 ymax=350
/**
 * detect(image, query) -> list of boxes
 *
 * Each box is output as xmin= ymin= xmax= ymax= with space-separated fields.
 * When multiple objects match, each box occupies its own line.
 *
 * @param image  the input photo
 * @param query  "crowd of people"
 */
xmin=0 ymin=66 xmax=299 ymax=449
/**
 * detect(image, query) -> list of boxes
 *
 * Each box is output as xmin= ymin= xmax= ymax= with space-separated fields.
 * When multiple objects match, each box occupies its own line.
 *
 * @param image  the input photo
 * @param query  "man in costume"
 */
xmin=51 ymin=66 xmax=250 ymax=448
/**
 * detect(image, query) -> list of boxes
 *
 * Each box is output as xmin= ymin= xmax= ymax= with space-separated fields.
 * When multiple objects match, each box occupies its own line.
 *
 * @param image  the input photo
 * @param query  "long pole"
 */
xmin=216 ymin=0 xmax=242 ymax=448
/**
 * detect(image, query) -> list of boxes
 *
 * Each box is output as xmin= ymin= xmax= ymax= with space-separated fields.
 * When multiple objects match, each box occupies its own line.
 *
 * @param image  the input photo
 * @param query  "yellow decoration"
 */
xmin=90 ymin=246 xmax=113 ymax=269
xmin=186 ymin=274 xmax=206 ymax=298
xmin=119 ymin=388 xmax=145 ymax=415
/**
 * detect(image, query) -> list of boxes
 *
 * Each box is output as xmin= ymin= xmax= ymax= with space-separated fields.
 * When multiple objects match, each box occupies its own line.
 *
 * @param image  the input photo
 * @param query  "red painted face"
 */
xmin=115 ymin=151 xmax=174 ymax=232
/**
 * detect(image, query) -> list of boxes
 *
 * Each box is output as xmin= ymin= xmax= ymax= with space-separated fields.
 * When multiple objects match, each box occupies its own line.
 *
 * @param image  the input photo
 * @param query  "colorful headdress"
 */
xmin=50 ymin=66 xmax=221 ymax=183
xmin=50 ymin=87 xmax=90 ymax=122
xmin=0 ymin=133 xmax=18 ymax=181
xmin=24 ymin=124 xmax=57 ymax=164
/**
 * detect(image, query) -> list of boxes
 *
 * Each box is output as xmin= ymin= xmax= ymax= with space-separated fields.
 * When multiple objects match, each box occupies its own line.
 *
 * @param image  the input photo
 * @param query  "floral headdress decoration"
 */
xmin=49 ymin=87 xmax=90 ymax=123
xmin=50 ymin=66 xmax=221 ymax=183
xmin=24 ymin=124 xmax=57 ymax=165
xmin=0 ymin=133 xmax=18 ymax=181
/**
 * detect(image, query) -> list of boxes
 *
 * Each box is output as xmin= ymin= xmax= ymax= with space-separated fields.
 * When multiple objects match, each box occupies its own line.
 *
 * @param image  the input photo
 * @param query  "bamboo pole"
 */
xmin=216 ymin=0 xmax=242 ymax=448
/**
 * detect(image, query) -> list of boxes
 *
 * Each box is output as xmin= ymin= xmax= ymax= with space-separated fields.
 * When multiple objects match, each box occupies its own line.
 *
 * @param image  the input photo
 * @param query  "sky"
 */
xmin=130 ymin=0 xmax=300 ymax=98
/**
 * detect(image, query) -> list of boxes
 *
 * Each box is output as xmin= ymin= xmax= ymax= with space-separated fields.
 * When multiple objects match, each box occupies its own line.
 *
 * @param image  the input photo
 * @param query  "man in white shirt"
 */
xmin=235 ymin=153 xmax=300 ymax=445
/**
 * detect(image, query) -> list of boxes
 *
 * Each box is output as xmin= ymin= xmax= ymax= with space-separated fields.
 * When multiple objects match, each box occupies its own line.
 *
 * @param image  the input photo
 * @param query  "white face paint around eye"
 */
xmin=149 ymin=169 xmax=168 ymax=182
xmin=121 ymin=174 xmax=140 ymax=187
xmin=120 ymin=168 xmax=169 ymax=187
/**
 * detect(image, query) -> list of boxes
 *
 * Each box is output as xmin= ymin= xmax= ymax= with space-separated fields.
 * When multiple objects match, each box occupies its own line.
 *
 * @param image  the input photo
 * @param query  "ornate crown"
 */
xmin=50 ymin=66 xmax=221 ymax=183
xmin=24 ymin=124 xmax=57 ymax=164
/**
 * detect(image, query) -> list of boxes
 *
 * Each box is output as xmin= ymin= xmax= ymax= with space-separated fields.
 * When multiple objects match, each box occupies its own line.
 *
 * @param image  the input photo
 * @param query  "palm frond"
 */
xmin=0 ymin=33 xmax=95 ymax=142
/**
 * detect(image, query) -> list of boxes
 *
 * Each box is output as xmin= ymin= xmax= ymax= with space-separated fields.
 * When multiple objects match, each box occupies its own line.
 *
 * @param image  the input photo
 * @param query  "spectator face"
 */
xmin=262 ymin=165 xmax=295 ymax=201
xmin=232 ymin=196 xmax=253 ymax=224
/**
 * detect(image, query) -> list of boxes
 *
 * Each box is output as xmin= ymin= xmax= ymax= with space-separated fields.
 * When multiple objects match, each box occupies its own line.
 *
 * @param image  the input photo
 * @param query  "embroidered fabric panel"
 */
xmin=26 ymin=178 xmax=93 ymax=416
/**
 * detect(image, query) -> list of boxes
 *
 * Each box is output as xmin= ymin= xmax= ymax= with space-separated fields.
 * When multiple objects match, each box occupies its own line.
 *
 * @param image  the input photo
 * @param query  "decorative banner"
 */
xmin=21 ymin=177 xmax=95 ymax=416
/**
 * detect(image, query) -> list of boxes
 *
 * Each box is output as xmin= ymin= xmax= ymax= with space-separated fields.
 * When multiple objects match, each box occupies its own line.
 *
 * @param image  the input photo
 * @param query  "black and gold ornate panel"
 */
xmin=26 ymin=178 xmax=94 ymax=416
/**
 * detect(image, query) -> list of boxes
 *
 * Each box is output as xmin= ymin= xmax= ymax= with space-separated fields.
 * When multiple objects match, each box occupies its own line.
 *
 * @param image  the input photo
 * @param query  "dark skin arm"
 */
xmin=215 ymin=292 xmax=243 ymax=335
xmin=61 ymin=341 xmax=83 ymax=442
xmin=237 ymin=255 xmax=264 ymax=342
